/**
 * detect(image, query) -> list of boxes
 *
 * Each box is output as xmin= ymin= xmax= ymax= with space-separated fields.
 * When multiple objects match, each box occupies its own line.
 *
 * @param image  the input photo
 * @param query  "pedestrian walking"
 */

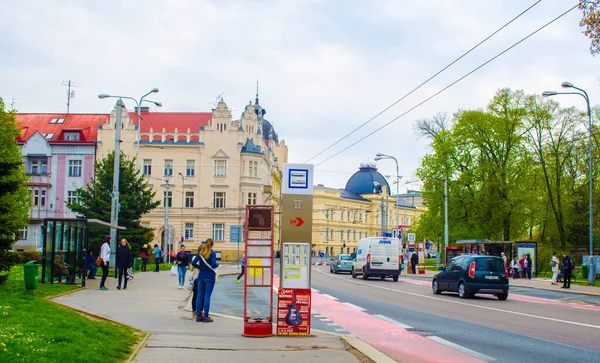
xmin=116 ymin=238 xmax=132 ymax=290
xmin=510 ymin=257 xmax=519 ymax=279
xmin=176 ymin=244 xmax=190 ymax=289
xmin=192 ymin=238 xmax=219 ymax=323
xmin=236 ymin=252 xmax=245 ymax=283
xmin=141 ymin=244 xmax=149 ymax=272
xmin=561 ymin=252 xmax=574 ymax=289
xmin=153 ymin=244 xmax=161 ymax=272
xmin=99 ymin=235 xmax=111 ymax=290
xmin=518 ymin=256 xmax=525 ymax=278
xmin=410 ymin=252 xmax=418 ymax=275
xmin=525 ymin=254 xmax=533 ymax=280
xmin=85 ymin=250 xmax=97 ymax=279
xmin=550 ymin=252 xmax=560 ymax=285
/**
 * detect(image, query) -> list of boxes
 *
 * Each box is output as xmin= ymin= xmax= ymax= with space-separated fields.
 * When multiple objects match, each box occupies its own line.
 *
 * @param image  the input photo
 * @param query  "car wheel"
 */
xmin=362 ymin=270 xmax=369 ymax=280
xmin=380 ymin=275 xmax=385 ymax=280
xmin=458 ymin=282 xmax=469 ymax=299
xmin=432 ymin=279 xmax=441 ymax=294
xmin=351 ymin=268 xmax=357 ymax=279
xmin=334 ymin=268 xmax=338 ymax=274
xmin=330 ymin=266 xmax=333 ymax=273
xmin=496 ymin=292 xmax=508 ymax=301
xmin=392 ymin=275 xmax=399 ymax=282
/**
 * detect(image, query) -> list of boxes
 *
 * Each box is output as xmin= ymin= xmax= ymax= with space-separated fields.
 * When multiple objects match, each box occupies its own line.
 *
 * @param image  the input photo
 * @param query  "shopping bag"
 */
xmin=170 ymin=265 xmax=178 ymax=276
xmin=127 ymin=267 xmax=134 ymax=281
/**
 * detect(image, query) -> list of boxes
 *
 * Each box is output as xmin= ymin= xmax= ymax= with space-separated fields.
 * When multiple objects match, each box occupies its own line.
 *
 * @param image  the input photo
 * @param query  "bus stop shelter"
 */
xmin=40 ymin=218 xmax=125 ymax=287
xmin=456 ymin=239 xmax=538 ymax=276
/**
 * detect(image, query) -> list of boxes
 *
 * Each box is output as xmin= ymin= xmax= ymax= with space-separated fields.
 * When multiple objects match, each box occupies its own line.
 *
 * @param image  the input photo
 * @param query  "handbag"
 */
xmin=200 ymin=254 xmax=219 ymax=284
xmin=187 ymin=270 xmax=198 ymax=291
xmin=95 ymin=256 xmax=103 ymax=267
xmin=170 ymin=265 xmax=178 ymax=276
xmin=127 ymin=267 xmax=134 ymax=281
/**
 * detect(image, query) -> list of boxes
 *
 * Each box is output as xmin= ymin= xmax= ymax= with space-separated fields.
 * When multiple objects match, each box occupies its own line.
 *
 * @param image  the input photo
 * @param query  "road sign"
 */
xmin=392 ymin=228 xmax=400 ymax=239
xmin=290 ymin=217 xmax=305 ymax=227
xmin=407 ymin=233 xmax=415 ymax=243
xmin=319 ymin=251 xmax=325 ymax=258
xmin=425 ymin=240 xmax=431 ymax=250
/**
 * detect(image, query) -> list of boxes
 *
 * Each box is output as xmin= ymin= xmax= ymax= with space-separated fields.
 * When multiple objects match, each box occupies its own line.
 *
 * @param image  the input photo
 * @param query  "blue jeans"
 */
xmin=178 ymin=266 xmax=187 ymax=286
xmin=196 ymin=277 xmax=215 ymax=318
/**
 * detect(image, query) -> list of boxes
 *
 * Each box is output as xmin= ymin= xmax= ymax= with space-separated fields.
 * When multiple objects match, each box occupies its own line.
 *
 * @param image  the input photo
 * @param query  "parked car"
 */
xmin=330 ymin=254 xmax=354 ymax=274
xmin=432 ymin=255 xmax=509 ymax=300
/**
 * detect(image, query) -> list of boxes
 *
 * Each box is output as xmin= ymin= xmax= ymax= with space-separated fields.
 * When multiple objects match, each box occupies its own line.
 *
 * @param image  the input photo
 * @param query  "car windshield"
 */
xmin=340 ymin=255 xmax=353 ymax=261
xmin=475 ymin=258 xmax=504 ymax=272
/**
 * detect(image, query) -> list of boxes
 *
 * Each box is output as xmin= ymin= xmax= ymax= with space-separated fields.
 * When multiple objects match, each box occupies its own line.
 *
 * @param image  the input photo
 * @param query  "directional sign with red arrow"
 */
xmin=290 ymin=217 xmax=304 ymax=227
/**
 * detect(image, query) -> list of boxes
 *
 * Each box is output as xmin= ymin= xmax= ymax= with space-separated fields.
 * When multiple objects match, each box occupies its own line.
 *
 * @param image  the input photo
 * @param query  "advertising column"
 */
xmin=277 ymin=164 xmax=313 ymax=337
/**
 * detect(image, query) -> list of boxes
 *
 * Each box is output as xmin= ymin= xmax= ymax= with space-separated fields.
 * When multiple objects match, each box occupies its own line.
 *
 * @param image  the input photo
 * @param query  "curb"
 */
xmin=126 ymin=332 xmax=150 ymax=363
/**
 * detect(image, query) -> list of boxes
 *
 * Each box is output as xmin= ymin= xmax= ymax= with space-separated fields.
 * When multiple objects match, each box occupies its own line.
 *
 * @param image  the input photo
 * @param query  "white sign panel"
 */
xmin=407 ymin=233 xmax=416 ymax=243
xmin=281 ymin=242 xmax=311 ymax=288
xmin=283 ymin=164 xmax=314 ymax=195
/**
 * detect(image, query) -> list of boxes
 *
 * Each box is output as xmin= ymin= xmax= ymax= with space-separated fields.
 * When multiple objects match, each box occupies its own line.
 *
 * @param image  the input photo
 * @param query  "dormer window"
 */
xmin=43 ymin=133 xmax=54 ymax=139
xmin=64 ymin=132 xmax=80 ymax=141
xmin=50 ymin=118 xmax=65 ymax=124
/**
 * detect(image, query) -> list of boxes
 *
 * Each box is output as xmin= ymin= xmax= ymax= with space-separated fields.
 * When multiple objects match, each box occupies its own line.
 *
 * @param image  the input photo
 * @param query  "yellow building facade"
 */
xmin=311 ymin=163 xmax=425 ymax=257
xmin=97 ymin=96 xmax=287 ymax=260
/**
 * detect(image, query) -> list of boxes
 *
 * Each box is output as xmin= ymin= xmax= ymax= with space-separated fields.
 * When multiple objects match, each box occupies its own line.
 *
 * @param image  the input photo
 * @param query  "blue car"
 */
xmin=330 ymin=254 xmax=354 ymax=274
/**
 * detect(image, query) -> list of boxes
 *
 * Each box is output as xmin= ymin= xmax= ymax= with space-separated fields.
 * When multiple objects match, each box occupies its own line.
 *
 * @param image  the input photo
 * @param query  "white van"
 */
xmin=352 ymin=237 xmax=403 ymax=281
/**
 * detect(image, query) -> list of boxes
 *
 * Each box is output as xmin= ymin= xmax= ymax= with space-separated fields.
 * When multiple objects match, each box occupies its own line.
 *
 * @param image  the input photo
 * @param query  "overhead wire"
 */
xmin=314 ymin=2 xmax=582 ymax=167
xmin=303 ymin=0 xmax=544 ymax=164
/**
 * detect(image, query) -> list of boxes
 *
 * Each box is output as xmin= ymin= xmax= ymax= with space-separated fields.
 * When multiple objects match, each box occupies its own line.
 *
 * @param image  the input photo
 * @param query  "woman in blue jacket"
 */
xmin=153 ymin=244 xmax=161 ymax=272
xmin=192 ymin=239 xmax=219 ymax=322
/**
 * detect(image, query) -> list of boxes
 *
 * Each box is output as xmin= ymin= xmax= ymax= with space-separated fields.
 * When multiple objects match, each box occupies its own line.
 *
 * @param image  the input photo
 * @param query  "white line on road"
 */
xmin=342 ymin=302 xmax=366 ymax=311
xmin=315 ymin=267 xmax=600 ymax=330
xmin=327 ymin=322 xmax=338 ymax=326
xmin=373 ymin=314 xmax=413 ymax=329
xmin=320 ymin=318 xmax=332 ymax=322
xmin=427 ymin=336 xmax=496 ymax=362
xmin=322 ymin=294 xmax=339 ymax=301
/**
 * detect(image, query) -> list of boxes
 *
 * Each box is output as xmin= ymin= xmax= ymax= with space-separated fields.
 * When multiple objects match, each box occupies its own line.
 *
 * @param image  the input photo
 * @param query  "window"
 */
xmin=163 ymin=191 xmax=172 ymax=207
xmin=339 ymin=230 xmax=343 ymax=240
xmin=331 ymin=211 xmax=335 ymax=220
xmin=185 ymin=192 xmax=194 ymax=208
xmin=185 ymin=160 xmax=195 ymax=176
xmin=143 ymin=159 xmax=152 ymax=176
xmin=68 ymin=160 xmax=82 ymax=177
xmin=30 ymin=159 xmax=48 ymax=175
xmin=214 ymin=160 xmax=227 ymax=177
xmin=64 ymin=132 xmax=80 ymax=141
xmin=212 ymin=223 xmax=225 ymax=241
xmin=247 ymin=192 xmax=257 ymax=205
xmin=325 ymin=228 xmax=329 ymax=240
xmin=185 ymin=223 xmax=194 ymax=240
xmin=213 ymin=192 xmax=226 ymax=208
xmin=50 ymin=118 xmax=65 ymax=124
xmin=249 ymin=161 xmax=258 ymax=177
xmin=67 ymin=191 xmax=78 ymax=205
xmin=347 ymin=230 xmax=351 ymax=240
xmin=33 ymin=190 xmax=47 ymax=206
xmin=43 ymin=133 xmax=54 ymax=139
xmin=347 ymin=211 xmax=351 ymax=221
xmin=141 ymin=222 xmax=151 ymax=228
xmin=353 ymin=230 xmax=356 ymax=240
xmin=18 ymin=226 xmax=27 ymax=240
xmin=164 ymin=159 xmax=173 ymax=176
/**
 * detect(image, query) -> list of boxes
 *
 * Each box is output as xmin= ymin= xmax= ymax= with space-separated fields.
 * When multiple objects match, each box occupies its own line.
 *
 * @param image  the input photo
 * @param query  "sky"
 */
xmin=1 ymin=0 xmax=598 ymax=192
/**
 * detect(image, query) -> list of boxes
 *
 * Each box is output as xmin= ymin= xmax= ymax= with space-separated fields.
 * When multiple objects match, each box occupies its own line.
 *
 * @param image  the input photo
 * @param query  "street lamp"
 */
xmin=178 ymin=172 xmax=185 ymax=247
xmin=375 ymin=153 xmax=401 ymax=232
xmin=99 ymin=88 xmax=160 ymax=171
xmin=543 ymin=81 xmax=595 ymax=283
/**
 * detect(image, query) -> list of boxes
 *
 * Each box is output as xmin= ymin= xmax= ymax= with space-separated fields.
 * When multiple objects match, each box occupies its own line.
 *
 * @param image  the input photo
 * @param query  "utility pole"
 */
xmin=444 ymin=178 xmax=448 ymax=259
xmin=179 ymin=173 xmax=184 ymax=248
xmin=110 ymin=99 xmax=124 ymax=268
xmin=164 ymin=175 xmax=170 ymax=263
xmin=62 ymin=80 xmax=80 ymax=114
xmin=381 ymin=195 xmax=385 ymax=236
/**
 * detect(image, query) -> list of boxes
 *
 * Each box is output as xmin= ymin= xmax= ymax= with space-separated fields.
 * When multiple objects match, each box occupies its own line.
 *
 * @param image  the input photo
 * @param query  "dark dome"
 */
xmin=345 ymin=163 xmax=390 ymax=195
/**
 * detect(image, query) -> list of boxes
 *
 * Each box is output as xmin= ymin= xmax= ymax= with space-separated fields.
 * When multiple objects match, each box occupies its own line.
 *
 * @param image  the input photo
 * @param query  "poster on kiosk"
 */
xmin=277 ymin=164 xmax=313 ymax=337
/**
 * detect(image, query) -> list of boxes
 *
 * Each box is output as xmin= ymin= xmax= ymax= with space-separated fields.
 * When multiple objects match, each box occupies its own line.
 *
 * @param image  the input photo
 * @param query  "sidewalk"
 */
xmin=406 ymin=269 xmax=600 ymax=297
xmin=53 ymin=263 xmax=379 ymax=363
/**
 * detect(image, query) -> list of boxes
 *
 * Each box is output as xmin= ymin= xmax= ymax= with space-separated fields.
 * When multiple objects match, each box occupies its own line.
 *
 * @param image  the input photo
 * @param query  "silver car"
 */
xmin=330 ymin=254 xmax=354 ymax=274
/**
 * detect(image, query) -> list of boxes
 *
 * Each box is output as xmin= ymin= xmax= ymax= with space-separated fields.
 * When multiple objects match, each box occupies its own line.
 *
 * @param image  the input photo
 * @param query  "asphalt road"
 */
xmin=311 ymin=265 xmax=600 ymax=363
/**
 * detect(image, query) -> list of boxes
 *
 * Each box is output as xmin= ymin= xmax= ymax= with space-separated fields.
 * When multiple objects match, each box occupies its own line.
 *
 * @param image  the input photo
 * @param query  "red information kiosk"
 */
xmin=242 ymin=205 xmax=275 ymax=337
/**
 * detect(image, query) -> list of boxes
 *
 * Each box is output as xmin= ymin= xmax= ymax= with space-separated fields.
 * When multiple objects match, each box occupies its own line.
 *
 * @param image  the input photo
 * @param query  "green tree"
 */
xmin=579 ymin=0 xmax=600 ymax=55
xmin=0 ymin=98 xmax=31 ymax=284
xmin=67 ymin=152 xmax=159 ymax=254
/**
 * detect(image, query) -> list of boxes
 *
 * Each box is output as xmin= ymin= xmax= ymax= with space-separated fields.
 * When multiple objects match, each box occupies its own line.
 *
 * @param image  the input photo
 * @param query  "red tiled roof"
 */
xmin=16 ymin=113 xmax=107 ymax=143
xmin=131 ymin=112 xmax=212 ymax=135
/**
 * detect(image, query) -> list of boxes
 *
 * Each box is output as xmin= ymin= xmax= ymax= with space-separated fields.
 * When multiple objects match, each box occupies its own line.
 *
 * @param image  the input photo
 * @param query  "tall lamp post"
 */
xmin=543 ymin=81 xmax=595 ymax=283
xmin=375 ymin=153 xmax=400 ymax=231
xmin=178 ymin=172 xmax=185 ymax=247
xmin=99 ymin=89 xmax=162 ymax=266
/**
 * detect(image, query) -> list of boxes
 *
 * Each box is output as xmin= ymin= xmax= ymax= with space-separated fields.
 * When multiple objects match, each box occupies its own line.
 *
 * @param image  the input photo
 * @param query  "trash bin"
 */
xmin=134 ymin=257 xmax=141 ymax=271
xmin=24 ymin=261 xmax=39 ymax=290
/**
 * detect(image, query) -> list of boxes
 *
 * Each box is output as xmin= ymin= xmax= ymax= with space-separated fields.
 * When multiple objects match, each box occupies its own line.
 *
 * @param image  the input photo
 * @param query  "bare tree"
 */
xmin=415 ymin=112 xmax=451 ymax=139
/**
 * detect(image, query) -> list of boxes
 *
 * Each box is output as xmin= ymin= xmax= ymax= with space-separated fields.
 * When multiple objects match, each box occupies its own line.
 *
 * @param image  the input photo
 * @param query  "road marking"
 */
xmin=373 ymin=314 xmax=413 ymax=329
xmin=312 ymin=288 xmax=320 ymax=293
xmin=327 ymin=322 xmax=338 ymax=326
xmin=335 ymin=328 xmax=347 ymax=332
xmin=427 ymin=336 xmax=496 ymax=362
xmin=315 ymin=267 xmax=600 ymax=330
xmin=343 ymin=302 xmax=366 ymax=311
xmin=322 ymin=294 xmax=339 ymax=301
xmin=320 ymin=318 xmax=332 ymax=322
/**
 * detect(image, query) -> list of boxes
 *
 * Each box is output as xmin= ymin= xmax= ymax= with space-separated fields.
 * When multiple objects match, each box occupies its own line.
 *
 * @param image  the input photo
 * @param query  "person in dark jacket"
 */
xmin=176 ymin=244 xmax=191 ymax=289
xmin=191 ymin=244 xmax=204 ymax=320
xmin=236 ymin=253 xmax=245 ymax=283
xmin=192 ymin=239 xmax=219 ymax=322
xmin=85 ymin=250 xmax=97 ymax=279
xmin=561 ymin=252 xmax=574 ymax=289
xmin=116 ymin=238 xmax=132 ymax=290
xmin=410 ymin=252 xmax=418 ymax=274
xmin=525 ymin=254 xmax=533 ymax=280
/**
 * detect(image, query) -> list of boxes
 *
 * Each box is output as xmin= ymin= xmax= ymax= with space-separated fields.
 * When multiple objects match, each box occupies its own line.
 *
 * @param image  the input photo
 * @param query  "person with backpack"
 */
xmin=550 ymin=252 xmax=560 ymax=285
xmin=153 ymin=244 xmax=161 ymax=272
xmin=561 ymin=252 xmax=574 ymax=289
xmin=192 ymin=238 xmax=219 ymax=323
